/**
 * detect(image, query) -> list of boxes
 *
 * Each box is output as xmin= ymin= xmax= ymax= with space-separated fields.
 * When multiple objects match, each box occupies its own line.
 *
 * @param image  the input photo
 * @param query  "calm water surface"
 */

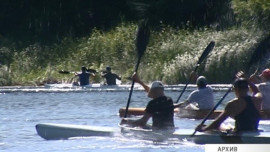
xmin=1 ymin=86 xmax=269 ymax=152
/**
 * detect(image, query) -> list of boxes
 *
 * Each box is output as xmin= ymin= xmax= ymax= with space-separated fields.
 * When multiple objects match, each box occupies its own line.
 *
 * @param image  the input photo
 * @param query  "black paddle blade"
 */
xmin=197 ymin=41 xmax=215 ymax=65
xmin=87 ymin=69 xmax=97 ymax=74
xmin=135 ymin=21 xmax=150 ymax=59
xmin=124 ymin=21 xmax=150 ymax=118
xmin=247 ymin=35 xmax=270 ymax=72
xmin=58 ymin=70 xmax=71 ymax=74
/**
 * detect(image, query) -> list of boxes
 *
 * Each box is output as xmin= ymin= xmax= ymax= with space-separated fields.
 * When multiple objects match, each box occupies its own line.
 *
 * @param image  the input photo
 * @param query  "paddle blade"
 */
xmin=58 ymin=70 xmax=71 ymax=74
xmin=135 ymin=21 xmax=150 ymax=59
xmin=197 ymin=41 xmax=215 ymax=65
xmin=124 ymin=21 xmax=150 ymax=118
xmin=247 ymin=35 xmax=270 ymax=72
xmin=87 ymin=69 xmax=97 ymax=74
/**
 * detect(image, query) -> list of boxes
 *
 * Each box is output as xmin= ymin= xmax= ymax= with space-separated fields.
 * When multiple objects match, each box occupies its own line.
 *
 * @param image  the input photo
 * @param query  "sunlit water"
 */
xmin=1 ymin=85 xmax=270 ymax=152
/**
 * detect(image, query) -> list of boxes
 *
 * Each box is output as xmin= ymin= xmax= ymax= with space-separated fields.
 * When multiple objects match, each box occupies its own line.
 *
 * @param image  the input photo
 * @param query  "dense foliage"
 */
xmin=0 ymin=0 xmax=269 ymax=85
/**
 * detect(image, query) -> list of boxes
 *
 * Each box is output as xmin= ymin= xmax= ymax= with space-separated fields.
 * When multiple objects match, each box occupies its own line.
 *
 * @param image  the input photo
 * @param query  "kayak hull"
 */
xmin=120 ymin=124 xmax=174 ymax=141
xmin=36 ymin=123 xmax=115 ymax=140
xmin=36 ymin=123 xmax=270 ymax=144
xmin=173 ymin=129 xmax=270 ymax=144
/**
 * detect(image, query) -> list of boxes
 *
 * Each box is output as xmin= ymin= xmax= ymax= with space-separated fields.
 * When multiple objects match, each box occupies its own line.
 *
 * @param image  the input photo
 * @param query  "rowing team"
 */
xmin=121 ymin=68 xmax=270 ymax=134
xmin=74 ymin=66 xmax=121 ymax=86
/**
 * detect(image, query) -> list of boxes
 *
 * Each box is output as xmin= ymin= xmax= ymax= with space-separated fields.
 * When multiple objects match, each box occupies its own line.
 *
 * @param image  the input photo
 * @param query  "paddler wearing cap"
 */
xmin=121 ymin=72 xmax=175 ymax=132
xmin=175 ymin=75 xmax=214 ymax=110
xmin=250 ymin=68 xmax=270 ymax=110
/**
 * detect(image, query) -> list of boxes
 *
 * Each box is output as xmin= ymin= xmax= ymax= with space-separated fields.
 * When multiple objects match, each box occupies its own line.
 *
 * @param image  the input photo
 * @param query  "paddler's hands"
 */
xmin=132 ymin=72 xmax=141 ymax=83
xmin=132 ymin=72 xmax=150 ymax=93
xmin=120 ymin=118 xmax=128 ymax=125
xmin=249 ymin=73 xmax=261 ymax=84
xmin=190 ymin=71 xmax=198 ymax=82
xmin=120 ymin=118 xmax=136 ymax=127
xmin=195 ymin=124 xmax=206 ymax=132
xmin=235 ymin=71 xmax=246 ymax=79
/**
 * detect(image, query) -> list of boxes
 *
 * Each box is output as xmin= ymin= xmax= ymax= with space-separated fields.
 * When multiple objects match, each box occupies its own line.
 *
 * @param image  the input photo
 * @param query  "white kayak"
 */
xmin=173 ymin=129 xmax=270 ymax=144
xmin=36 ymin=123 xmax=116 ymax=140
xmin=44 ymin=83 xmax=130 ymax=88
xmin=43 ymin=83 xmax=143 ymax=91
xmin=43 ymin=83 xmax=231 ymax=92
xmin=36 ymin=123 xmax=270 ymax=144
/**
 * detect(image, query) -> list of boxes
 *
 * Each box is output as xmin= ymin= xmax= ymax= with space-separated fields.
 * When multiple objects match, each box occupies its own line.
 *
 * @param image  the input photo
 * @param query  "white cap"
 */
xmin=150 ymin=81 xmax=164 ymax=89
xmin=148 ymin=81 xmax=164 ymax=98
xmin=196 ymin=76 xmax=207 ymax=86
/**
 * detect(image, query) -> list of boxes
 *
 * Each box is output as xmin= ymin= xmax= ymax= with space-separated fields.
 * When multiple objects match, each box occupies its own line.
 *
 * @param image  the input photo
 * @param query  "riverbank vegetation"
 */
xmin=0 ymin=0 xmax=269 ymax=85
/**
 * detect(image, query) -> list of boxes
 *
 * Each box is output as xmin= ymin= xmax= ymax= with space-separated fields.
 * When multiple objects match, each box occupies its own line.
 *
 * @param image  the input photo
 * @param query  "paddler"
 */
xmin=101 ymin=66 xmax=121 ymax=85
xmin=176 ymin=75 xmax=214 ymax=110
xmin=196 ymin=73 xmax=262 ymax=133
xmin=120 ymin=72 xmax=175 ymax=132
xmin=74 ymin=66 xmax=95 ymax=86
xmin=250 ymin=68 xmax=270 ymax=110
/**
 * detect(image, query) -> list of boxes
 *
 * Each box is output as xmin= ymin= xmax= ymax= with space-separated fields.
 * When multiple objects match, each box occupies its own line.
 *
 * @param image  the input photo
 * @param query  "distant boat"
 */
xmin=43 ymin=83 xmax=142 ymax=90
xmin=44 ymin=83 xmax=232 ymax=91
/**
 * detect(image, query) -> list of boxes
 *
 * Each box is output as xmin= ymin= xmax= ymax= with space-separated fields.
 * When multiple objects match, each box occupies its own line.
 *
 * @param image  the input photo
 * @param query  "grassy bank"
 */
xmin=1 ymin=0 xmax=270 ymax=85
xmin=1 ymin=23 xmax=267 ymax=86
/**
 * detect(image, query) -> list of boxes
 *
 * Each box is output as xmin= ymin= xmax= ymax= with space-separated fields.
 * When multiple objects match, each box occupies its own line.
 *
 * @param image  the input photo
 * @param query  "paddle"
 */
xmin=124 ymin=21 xmax=150 ymax=118
xmin=58 ymin=69 xmax=97 ymax=74
xmin=176 ymin=41 xmax=215 ymax=103
xmin=58 ymin=70 xmax=73 ymax=74
xmin=191 ymin=85 xmax=232 ymax=136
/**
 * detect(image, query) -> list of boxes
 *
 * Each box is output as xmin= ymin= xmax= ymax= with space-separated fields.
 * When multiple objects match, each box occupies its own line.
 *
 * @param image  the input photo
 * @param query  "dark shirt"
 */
xmin=102 ymin=72 xmax=121 ymax=85
xmin=234 ymin=96 xmax=260 ymax=132
xmin=78 ymin=72 xmax=91 ymax=86
xmin=145 ymin=96 xmax=175 ymax=131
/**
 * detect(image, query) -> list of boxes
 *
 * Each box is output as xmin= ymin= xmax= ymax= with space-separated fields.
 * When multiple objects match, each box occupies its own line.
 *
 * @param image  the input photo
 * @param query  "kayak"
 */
xmin=36 ymin=123 xmax=270 ymax=144
xmin=173 ymin=129 xmax=270 ymax=144
xmin=177 ymin=108 xmax=222 ymax=119
xmin=44 ymin=83 xmax=100 ymax=88
xmin=44 ymin=83 xmax=135 ymax=89
xmin=35 ymin=123 xmax=115 ymax=140
xmin=120 ymin=124 xmax=270 ymax=144
xmin=44 ymin=83 xmax=231 ymax=91
xmin=119 ymin=107 xmax=270 ymax=120
xmin=43 ymin=83 xmax=145 ymax=92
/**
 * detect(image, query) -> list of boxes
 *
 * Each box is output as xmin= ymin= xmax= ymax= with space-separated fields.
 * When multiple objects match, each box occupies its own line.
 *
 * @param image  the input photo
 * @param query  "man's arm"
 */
xmin=174 ymin=91 xmax=195 ymax=108
xmin=248 ymin=78 xmax=260 ymax=96
xmin=101 ymin=72 xmax=106 ymax=77
xmin=199 ymin=112 xmax=228 ymax=131
xmin=249 ymin=73 xmax=262 ymax=84
xmin=174 ymin=100 xmax=189 ymax=108
xmin=132 ymin=72 xmax=150 ymax=93
xmin=121 ymin=113 xmax=151 ymax=127
xmin=90 ymin=73 xmax=95 ymax=77
xmin=236 ymin=71 xmax=260 ymax=95
xmin=115 ymin=74 xmax=121 ymax=80
xmin=196 ymin=101 xmax=235 ymax=132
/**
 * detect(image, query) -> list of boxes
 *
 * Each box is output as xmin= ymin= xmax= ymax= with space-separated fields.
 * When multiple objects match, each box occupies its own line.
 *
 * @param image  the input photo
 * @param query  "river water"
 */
xmin=1 ymin=85 xmax=270 ymax=152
